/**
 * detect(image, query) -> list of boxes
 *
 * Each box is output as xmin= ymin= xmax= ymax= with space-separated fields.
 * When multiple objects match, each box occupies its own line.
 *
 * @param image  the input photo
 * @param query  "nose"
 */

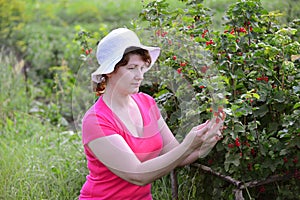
xmin=134 ymin=67 xmax=144 ymax=80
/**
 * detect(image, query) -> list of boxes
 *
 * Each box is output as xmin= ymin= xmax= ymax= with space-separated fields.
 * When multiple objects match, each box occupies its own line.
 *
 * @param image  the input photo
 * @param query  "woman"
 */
xmin=79 ymin=28 xmax=224 ymax=200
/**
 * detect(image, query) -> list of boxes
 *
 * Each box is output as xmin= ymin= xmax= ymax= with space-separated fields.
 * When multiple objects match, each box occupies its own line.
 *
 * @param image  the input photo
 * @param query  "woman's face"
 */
xmin=107 ymin=54 xmax=149 ymax=95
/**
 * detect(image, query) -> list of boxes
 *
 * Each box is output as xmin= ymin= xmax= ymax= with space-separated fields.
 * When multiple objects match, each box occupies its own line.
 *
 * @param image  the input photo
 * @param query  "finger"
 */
xmin=215 ymin=133 xmax=223 ymax=141
xmin=198 ymin=139 xmax=218 ymax=158
xmin=195 ymin=120 xmax=209 ymax=130
xmin=217 ymin=111 xmax=226 ymax=122
xmin=205 ymin=121 xmax=224 ymax=140
xmin=195 ymin=124 xmax=209 ymax=137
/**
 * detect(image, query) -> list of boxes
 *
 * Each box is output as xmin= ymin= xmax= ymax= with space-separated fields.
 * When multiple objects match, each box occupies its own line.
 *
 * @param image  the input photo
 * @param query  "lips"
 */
xmin=132 ymin=83 xmax=141 ymax=87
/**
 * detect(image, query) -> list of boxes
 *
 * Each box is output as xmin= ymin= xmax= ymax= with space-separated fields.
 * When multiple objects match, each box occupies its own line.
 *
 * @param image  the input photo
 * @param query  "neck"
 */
xmin=102 ymin=88 xmax=132 ymax=109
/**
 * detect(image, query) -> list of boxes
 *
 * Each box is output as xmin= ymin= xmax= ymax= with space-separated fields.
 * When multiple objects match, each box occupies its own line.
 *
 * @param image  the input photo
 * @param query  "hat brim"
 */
xmin=91 ymin=45 xmax=160 ymax=83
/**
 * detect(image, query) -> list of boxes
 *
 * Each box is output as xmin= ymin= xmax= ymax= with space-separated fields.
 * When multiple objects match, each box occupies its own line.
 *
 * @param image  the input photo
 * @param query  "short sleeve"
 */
xmin=149 ymin=95 xmax=161 ymax=120
xmin=81 ymin=106 xmax=117 ymax=145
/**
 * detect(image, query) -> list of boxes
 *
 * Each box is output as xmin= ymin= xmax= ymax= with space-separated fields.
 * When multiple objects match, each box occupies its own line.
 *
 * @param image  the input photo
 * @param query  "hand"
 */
xmin=198 ymin=115 xmax=225 ymax=158
xmin=198 ymin=130 xmax=222 ymax=158
xmin=182 ymin=120 xmax=210 ymax=152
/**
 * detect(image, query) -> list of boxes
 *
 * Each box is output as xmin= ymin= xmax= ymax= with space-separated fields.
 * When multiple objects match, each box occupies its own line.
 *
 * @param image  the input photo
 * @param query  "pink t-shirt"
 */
xmin=80 ymin=92 xmax=163 ymax=200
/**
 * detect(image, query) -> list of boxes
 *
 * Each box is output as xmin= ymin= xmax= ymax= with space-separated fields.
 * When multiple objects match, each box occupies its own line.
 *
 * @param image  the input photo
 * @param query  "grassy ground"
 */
xmin=0 ymin=49 xmax=86 ymax=199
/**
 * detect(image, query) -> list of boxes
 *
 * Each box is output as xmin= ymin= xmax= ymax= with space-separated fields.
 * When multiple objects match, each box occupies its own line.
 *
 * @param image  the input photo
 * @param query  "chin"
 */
xmin=131 ymin=88 xmax=140 ymax=94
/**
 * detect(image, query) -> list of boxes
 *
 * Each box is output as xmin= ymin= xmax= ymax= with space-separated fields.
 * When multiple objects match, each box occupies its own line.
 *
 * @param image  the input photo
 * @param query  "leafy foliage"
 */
xmin=137 ymin=0 xmax=300 ymax=199
xmin=0 ymin=0 xmax=26 ymax=44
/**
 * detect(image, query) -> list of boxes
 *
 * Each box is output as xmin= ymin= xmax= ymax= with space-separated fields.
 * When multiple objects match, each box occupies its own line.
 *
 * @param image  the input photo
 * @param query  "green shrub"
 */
xmin=0 ymin=0 xmax=26 ymax=45
xmin=137 ymin=0 xmax=300 ymax=199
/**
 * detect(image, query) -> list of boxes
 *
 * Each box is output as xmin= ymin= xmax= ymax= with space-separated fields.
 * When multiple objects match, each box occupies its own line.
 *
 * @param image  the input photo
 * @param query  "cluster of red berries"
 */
xmin=180 ymin=62 xmax=187 ymax=67
xmin=228 ymin=137 xmax=241 ymax=148
xmin=256 ymin=76 xmax=269 ymax=83
xmin=228 ymin=138 xmax=255 ymax=150
xmin=224 ymin=29 xmax=235 ymax=34
xmin=177 ymin=68 xmax=182 ymax=74
xmin=202 ymin=29 xmax=209 ymax=38
xmin=251 ymin=148 xmax=256 ymax=157
xmin=244 ymin=21 xmax=254 ymax=32
xmin=172 ymin=55 xmax=189 ymax=74
xmin=283 ymin=156 xmax=298 ymax=164
xmin=206 ymin=39 xmax=214 ymax=46
xmin=82 ymin=47 xmax=92 ymax=55
xmin=238 ymin=27 xmax=247 ymax=33
xmin=224 ymin=26 xmax=250 ymax=35
xmin=259 ymin=186 xmax=266 ymax=193
xmin=211 ymin=107 xmax=225 ymax=124
xmin=235 ymin=137 xmax=241 ymax=147
xmin=187 ymin=25 xmax=195 ymax=29
xmin=156 ymin=30 xmax=168 ymax=37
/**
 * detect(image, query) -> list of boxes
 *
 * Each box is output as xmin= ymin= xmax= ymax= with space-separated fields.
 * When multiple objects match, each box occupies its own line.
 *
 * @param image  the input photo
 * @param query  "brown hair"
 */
xmin=93 ymin=48 xmax=151 ymax=96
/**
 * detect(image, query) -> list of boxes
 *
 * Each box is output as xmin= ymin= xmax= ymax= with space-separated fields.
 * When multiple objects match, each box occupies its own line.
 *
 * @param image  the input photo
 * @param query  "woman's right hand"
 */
xmin=182 ymin=118 xmax=224 ymax=155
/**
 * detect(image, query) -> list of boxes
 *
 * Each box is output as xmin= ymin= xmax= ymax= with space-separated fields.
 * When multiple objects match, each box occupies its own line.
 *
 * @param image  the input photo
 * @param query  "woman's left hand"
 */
xmin=197 ymin=115 xmax=225 ymax=158
xmin=198 ymin=130 xmax=222 ymax=158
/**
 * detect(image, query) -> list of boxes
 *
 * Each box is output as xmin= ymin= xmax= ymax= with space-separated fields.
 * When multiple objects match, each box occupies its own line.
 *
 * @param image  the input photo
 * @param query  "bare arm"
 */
xmin=88 ymin=121 xmax=210 ymax=186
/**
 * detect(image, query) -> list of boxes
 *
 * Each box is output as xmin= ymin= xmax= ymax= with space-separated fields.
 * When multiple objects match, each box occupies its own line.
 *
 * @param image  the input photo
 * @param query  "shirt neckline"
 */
xmin=97 ymin=94 xmax=146 ymax=138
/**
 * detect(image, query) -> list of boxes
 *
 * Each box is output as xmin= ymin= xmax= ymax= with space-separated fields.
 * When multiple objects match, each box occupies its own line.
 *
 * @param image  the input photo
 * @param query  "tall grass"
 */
xmin=0 ymin=48 xmax=87 ymax=199
xmin=0 ymin=114 xmax=86 ymax=199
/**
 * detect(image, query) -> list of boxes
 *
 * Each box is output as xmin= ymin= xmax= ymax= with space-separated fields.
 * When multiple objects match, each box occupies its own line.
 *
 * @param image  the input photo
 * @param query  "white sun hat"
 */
xmin=91 ymin=28 xmax=161 ymax=83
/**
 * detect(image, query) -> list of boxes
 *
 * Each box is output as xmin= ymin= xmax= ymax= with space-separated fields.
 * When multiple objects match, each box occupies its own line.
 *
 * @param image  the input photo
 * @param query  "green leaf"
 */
xmin=254 ymin=104 xmax=269 ymax=117
xmin=273 ymin=90 xmax=285 ymax=103
xmin=293 ymin=86 xmax=300 ymax=93
xmin=224 ymin=152 xmax=240 ymax=172
xmin=276 ymin=27 xmax=298 ymax=35
xmin=260 ymin=145 xmax=267 ymax=156
xmin=252 ymin=93 xmax=260 ymax=100
xmin=279 ymin=149 xmax=288 ymax=156
xmin=294 ymin=103 xmax=300 ymax=109
xmin=234 ymin=122 xmax=245 ymax=133
xmin=290 ymin=137 xmax=300 ymax=148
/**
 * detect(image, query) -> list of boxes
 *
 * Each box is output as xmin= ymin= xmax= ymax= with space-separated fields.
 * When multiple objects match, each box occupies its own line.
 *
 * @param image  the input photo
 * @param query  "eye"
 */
xmin=127 ymin=65 xmax=136 ymax=70
xmin=141 ymin=64 xmax=150 ymax=72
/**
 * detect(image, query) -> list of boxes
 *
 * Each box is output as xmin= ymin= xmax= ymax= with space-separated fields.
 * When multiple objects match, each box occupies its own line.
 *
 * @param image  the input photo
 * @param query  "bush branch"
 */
xmin=191 ymin=163 xmax=298 ymax=189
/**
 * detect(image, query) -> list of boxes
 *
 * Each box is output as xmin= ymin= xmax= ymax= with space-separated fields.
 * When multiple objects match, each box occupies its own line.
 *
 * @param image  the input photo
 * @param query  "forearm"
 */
xmin=126 ymin=141 xmax=194 ymax=186
xmin=89 ymin=122 xmax=210 ymax=186
xmin=178 ymin=149 xmax=200 ymax=166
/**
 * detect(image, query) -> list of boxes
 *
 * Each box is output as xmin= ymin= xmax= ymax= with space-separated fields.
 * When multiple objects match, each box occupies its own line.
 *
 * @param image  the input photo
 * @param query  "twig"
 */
xmin=170 ymin=169 xmax=178 ymax=200
xmin=241 ymin=172 xmax=296 ymax=189
xmin=192 ymin=163 xmax=298 ymax=190
xmin=191 ymin=163 xmax=242 ymax=187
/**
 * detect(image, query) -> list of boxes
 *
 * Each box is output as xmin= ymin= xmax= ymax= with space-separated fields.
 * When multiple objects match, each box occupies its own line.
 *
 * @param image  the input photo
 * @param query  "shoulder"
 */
xmin=81 ymin=98 xmax=113 ymax=127
xmin=132 ymin=92 xmax=156 ymax=104
xmin=81 ymin=100 xmax=120 ymax=145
